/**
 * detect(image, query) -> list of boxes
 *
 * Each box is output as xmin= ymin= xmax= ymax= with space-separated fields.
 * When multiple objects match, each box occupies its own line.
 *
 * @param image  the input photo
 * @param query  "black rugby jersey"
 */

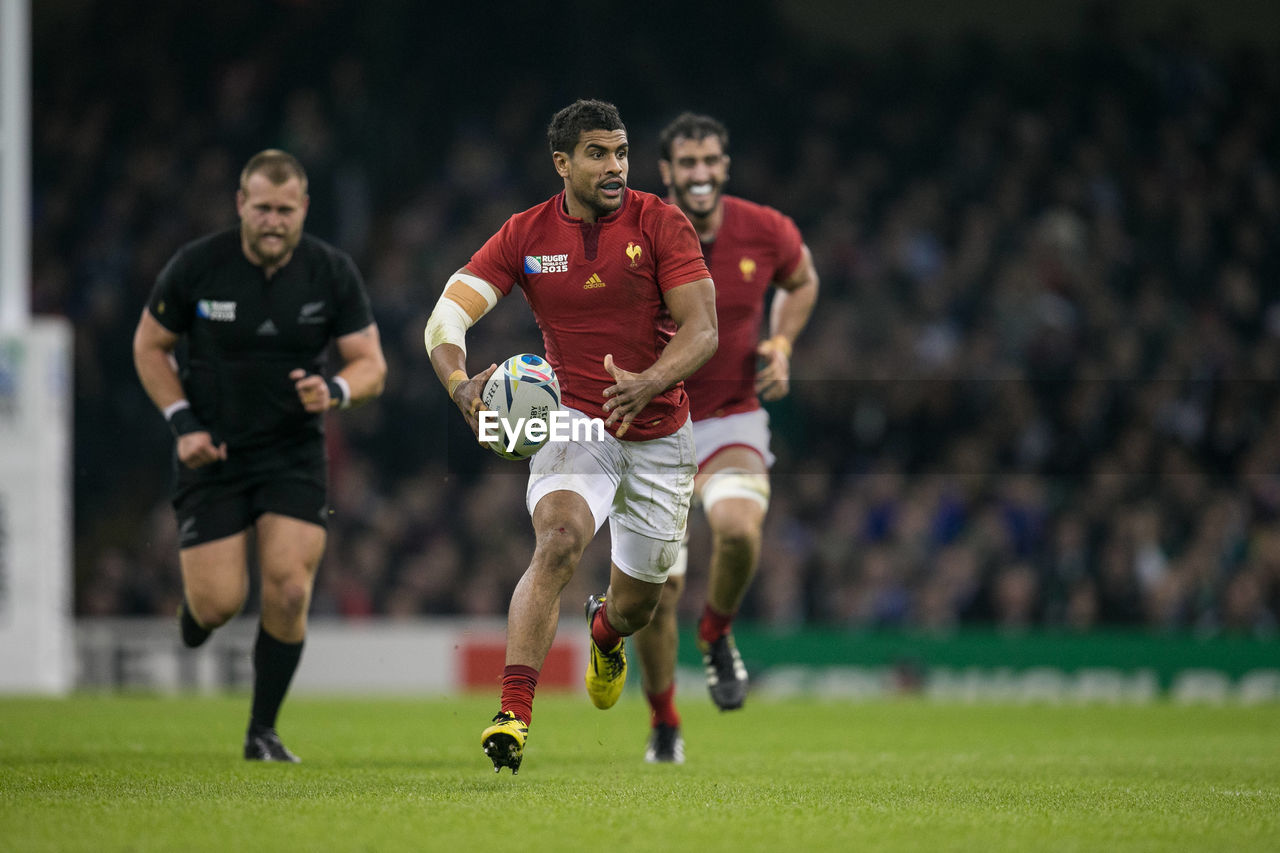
xmin=147 ymin=228 xmax=374 ymax=450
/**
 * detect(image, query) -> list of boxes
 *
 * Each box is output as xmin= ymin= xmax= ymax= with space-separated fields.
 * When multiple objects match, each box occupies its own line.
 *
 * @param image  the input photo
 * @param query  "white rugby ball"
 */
xmin=480 ymin=354 xmax=562 ymax=460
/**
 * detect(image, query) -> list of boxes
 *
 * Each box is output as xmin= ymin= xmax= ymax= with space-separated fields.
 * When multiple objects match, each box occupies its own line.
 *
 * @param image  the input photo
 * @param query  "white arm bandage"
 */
xmin=424 ymin=272 xmax=500 ymax=355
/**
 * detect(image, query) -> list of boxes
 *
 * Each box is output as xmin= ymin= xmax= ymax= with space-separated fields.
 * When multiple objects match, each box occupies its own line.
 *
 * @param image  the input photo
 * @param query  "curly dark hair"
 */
xmin=547 ymin=99 xmax=626 ymax=156
xmin=658 ymin=112 xmax=729 ymax=162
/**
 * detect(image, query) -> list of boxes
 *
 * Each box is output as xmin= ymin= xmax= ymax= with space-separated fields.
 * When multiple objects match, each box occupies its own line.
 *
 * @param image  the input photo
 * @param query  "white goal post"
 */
xmin=1 ymin=0 xmax=31 ymax=332
xmin=0 ymin=0 xmax=74 ymax=694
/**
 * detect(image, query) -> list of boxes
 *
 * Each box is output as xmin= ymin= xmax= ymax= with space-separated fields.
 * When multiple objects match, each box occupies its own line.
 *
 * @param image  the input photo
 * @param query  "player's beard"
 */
xmin=676 ymin=180 xmax=722 ymax=221
xmin=244 ymin=226 xmax=300 ymax=268
xmin=569 ymin=173 xmax=626 ymax=220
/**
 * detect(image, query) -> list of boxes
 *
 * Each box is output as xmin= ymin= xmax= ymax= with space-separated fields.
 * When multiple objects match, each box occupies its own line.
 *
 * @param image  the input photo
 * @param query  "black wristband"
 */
xmin=326 ymin=378 xmax=347 ymax=409
xmin=168 ymin=407 xmax=206 ymax=438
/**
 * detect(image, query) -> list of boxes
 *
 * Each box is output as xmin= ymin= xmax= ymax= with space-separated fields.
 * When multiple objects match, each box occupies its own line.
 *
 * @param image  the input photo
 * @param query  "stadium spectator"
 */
xmin=423 ymin=99 xmax=716 ymax=773
xmin=131 ymin=149 xmax=387 ymax=761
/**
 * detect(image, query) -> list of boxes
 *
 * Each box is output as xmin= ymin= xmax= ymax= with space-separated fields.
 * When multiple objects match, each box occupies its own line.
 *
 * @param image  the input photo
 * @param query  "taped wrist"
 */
xmin=326 ymin=376 xmax=351 ymax=409
xmin=446 ymin=369 xmax=468 ymax=399
xmin=167 ymin=406 xmax=205 ymax=439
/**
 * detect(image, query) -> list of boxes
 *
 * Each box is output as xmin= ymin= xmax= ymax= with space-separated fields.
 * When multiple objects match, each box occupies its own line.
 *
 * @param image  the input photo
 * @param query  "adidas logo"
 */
xmin=583 ymin=273 xmax=606 ymax=290
xmin=256 ymin=319 xmax=279 ymax=336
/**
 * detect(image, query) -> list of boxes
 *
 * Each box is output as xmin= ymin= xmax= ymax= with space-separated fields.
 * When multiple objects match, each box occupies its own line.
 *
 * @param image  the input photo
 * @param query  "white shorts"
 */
xmin=692 ymin=407 xmax=775 ymax=469
xmin=526 ymin=407 xmax=697 ymax=584
xmin=667 ymin=409 xmax=776 ymax=580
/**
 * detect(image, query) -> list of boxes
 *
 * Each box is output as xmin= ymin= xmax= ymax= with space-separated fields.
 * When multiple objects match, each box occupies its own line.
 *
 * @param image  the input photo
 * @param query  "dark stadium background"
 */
xmin=34 ymin=0 xmax=1280 ymax=648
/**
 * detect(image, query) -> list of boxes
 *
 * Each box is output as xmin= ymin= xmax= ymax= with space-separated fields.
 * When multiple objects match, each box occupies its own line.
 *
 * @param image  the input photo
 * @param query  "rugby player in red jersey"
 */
xmin=634 ymin=112 xmax=819 ymax=763
xmin=424 ymin=99 xmax=717 ymax=773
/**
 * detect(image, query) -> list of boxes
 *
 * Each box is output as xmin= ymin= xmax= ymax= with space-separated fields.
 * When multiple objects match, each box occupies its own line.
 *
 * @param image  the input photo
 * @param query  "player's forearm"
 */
xmin=428 ymin=343 xmax=468 ymax=397
xmin=645 ymin=320 xmax=718 ymax=391
xmin=133 ymin=346 xmax=187 ymax=413
xmin=334 ymin=353 xmax=387 ymax=407
xmin=770 ymin=269 xmax=818 ymax=350
xmin=647 ymin=277 xmax=717 ymax=390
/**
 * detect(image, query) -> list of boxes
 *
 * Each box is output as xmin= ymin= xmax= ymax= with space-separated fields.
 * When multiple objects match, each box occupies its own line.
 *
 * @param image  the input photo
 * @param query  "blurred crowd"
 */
xmin=39 ymin=1 xmax=1280 ymax=636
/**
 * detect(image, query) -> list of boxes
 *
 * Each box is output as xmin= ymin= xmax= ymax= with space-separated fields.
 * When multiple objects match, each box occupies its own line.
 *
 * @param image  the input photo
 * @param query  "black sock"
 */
xmin=178 ymin=598 xmax=212 ymax=648
xmin=250 ymin=623 xmax=304 ymax=731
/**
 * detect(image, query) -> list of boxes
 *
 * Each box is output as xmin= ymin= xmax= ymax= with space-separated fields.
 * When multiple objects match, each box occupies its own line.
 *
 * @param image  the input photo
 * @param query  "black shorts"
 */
xmin=171 ymin=435 xmax=329 ymax=548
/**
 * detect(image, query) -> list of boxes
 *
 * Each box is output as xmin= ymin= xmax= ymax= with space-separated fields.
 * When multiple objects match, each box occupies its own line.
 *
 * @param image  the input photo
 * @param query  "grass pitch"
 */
xmin=1 ymin=693 xmax=1278 ymax=852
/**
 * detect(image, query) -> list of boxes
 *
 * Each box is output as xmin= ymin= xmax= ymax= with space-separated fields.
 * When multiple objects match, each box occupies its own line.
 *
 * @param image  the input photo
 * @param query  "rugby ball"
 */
xmin=480 ymin=354 xmax=562 ymax=460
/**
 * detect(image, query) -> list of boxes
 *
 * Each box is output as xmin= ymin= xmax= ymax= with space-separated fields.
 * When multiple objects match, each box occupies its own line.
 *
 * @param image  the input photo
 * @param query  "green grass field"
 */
xmin=2 ymin=693 xmax=1278 ymax=852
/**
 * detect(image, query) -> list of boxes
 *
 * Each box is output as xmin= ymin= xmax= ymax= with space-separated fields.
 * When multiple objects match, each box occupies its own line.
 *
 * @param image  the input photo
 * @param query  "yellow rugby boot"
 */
xmin=481 ymin=711 xmax=529 ymax=774
xmin=584 ymin=594 xmax=627 ymax=709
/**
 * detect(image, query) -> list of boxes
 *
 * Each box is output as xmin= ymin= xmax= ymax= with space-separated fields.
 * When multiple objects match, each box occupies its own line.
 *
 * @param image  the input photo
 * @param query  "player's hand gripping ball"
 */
xmin=480 ymin=354 xmax=562 ymax=460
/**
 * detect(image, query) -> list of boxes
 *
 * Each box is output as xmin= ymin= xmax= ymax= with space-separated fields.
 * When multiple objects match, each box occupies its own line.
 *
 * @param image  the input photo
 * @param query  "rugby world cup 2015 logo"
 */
xmin=196 ymin=300 xmax=236 ymax=322
xmin=525 ymin=254 xmax=569 ymax=274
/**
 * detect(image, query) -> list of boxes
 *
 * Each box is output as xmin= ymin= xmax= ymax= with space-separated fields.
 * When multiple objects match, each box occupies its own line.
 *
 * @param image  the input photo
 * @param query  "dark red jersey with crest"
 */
xmin=681 ymin=195 xmax=803 ymax=421
xmin=467 ymin=188 xmax=709 ymax=441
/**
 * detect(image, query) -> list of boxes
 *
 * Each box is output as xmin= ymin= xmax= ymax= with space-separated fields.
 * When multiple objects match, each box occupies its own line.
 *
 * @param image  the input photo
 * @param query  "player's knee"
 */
xmin=189 ymin=595 xmax=242 ymax=629
xmin=264 ymin=576 xmax=312 ymax=622
xmin=712 ymin=514 xmax=762 ymax=556
xmin=614 ymin=590 xmax=661 ymax=633
xmin=532 ymin=522 xmax=590 ymax=575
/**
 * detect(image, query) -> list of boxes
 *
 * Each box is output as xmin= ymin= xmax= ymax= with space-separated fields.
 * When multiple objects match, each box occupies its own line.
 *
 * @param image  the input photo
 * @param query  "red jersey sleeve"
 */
xmin=465 ymin=216 xmax=522 ymax=296
xmin=770 ymin=209 xmax=806 ymax=283
xmin=652 ymin=202 xmax=711 ymax=291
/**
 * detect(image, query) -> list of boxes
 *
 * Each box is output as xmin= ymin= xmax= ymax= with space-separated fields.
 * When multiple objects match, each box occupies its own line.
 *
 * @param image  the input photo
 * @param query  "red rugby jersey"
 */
xmin=683 ymin=195 xmax=804 ymax=421
xmin=467 ymin=188 xmax=709 ymax=441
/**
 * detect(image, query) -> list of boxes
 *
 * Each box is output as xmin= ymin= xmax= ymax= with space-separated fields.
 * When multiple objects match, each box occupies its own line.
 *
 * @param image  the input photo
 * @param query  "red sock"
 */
xmin=646 ymin=684 xmax=681 ymax=728
xmin=500 ymin=664 xmax=538 ymax=725
xmin=591 ymin=601 xmax=625 ymax=650
xmin=698 ymin=603 xmax=734 ymax=645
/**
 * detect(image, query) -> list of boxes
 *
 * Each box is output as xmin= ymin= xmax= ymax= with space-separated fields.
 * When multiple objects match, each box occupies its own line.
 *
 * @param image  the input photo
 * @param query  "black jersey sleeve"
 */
xmin=330 ymin=250 xmax=375 ymax=338
xmin=148 ymin=244 xmax=194 ymax=334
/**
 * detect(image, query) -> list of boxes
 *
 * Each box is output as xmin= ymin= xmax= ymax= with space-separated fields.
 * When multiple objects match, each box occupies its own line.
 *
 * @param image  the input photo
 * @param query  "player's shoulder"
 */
xmin=172 ymin=227 xmax=239 ymax=264
xmin=160 ymin=228 xmax=239 ymax=282
xmin=627 ymin=187 xmax=667 ymax=206
xmin=296 ymin=232 xmax=354 ymax=264
xmin=627 ymin=187 xmax=676 ymax=213
xmin=627 ymin=188 xmax=692 ymax=227
xmin=294 ymin=232 xmax=362 ymax=279
xmin=723 ymin=195 xmax=801 ymax=245
xmin=722 ymin=194 xmax=788 ymax=224
xmin=523 ymin=193 xmax=567 ymax=219
xmin=495 ymin=194 xmax=563 ymax=235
